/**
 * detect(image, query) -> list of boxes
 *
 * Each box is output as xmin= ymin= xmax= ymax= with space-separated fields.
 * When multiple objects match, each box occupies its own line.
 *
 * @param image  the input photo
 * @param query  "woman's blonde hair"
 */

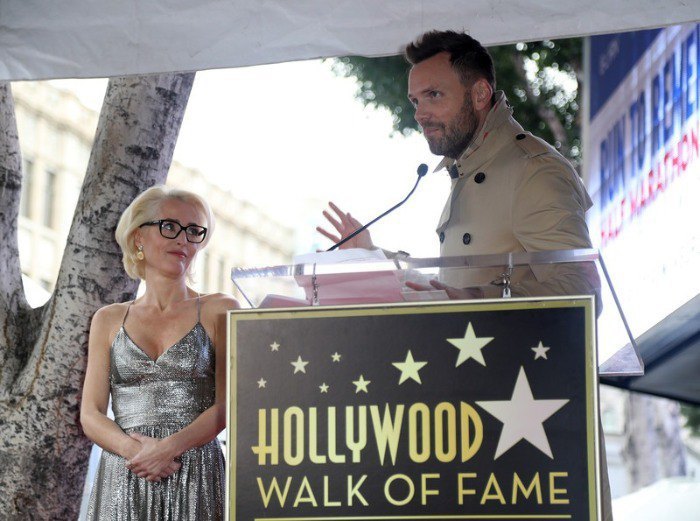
xmin=115 ymin=185 xmax=214 ymax=280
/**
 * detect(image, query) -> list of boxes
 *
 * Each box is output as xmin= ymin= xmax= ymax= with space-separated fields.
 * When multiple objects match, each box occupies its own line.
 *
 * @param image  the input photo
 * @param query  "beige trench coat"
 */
xmin=435 ymin=92 xmax=600 ymax=302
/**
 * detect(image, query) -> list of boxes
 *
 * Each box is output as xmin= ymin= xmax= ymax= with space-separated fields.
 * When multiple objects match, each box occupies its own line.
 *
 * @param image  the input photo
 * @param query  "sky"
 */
xmin=51 ymin=59 xmax=448 ymax=259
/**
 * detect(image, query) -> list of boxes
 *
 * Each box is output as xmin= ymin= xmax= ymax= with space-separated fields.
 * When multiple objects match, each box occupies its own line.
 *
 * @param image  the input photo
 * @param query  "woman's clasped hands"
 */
xmin=125 ymin=432 xmax=181 ymax=482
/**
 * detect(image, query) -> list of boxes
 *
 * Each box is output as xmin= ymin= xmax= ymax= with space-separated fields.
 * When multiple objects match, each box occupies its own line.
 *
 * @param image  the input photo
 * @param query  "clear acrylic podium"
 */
xmin=231 ymin=248 xmax=643 ymax=377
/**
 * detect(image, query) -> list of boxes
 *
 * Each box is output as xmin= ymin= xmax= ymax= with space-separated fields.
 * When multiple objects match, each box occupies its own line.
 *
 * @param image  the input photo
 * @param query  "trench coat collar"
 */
xmin=434 ymin=90 xmax=512 ymax=174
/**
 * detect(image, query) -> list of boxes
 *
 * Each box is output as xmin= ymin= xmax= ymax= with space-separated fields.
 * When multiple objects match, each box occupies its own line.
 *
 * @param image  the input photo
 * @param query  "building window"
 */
xmin=44 ymin=170 xmax=57 ymax=228
xmin=46 ymin=123 xmax=62 ymax=159
xmin=20 ymin=158 xmax=34 ymax=218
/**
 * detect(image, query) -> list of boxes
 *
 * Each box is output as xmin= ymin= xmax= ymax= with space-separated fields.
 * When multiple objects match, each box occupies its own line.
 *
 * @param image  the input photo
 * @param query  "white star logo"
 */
xmin=257 ymin=378 xmax=267 ymax=388
xmin=531 ymin=341 xmax=550 ymax=360
xmin=270 ymin=341 xmax=280 ymax=352
xmin=331 ymin=352 xmax=341 ymax=362
xmin=352 ymin=375 xmax=371 ymax=394
xmin=392 ymin=350 xmax=428 ymax=385
xmin=290 ymin=356 xmax=309 ymax=374
xmin=319 ymin=383 xmax=329 ymax=393
xmin=476 ymin=367 xmax=569 ymax=459
xmin=446 ymin=322 xmax=494 ymax=367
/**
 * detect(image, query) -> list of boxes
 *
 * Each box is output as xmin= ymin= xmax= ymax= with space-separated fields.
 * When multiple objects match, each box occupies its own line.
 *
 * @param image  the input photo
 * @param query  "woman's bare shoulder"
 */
xmin=200 ymin=292 xmax=240 ymax=312
xmin=198 ymin=293 xmax=240 ymax=344
xmin=91 ymin=302 xmax=131 ymax=330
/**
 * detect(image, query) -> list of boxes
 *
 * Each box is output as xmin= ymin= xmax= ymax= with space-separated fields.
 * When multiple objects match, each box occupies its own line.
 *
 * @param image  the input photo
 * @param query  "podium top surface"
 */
xmin=231 ymin=248 xmax=600 ymax=280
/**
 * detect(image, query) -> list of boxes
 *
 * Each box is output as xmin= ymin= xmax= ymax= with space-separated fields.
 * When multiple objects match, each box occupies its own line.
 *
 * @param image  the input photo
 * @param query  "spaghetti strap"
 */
xmin=196 ymin=293 xmax=201 ymax=323
xmin=122 ymin=300 xmax=135 ymax=327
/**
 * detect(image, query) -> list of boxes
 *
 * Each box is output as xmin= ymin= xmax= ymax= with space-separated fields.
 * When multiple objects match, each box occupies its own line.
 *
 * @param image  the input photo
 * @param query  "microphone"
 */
xmin=327 ymin=163 xmax=429 ymax=252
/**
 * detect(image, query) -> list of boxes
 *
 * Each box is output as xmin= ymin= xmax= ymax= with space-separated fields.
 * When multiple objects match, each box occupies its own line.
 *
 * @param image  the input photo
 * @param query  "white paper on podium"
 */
xmin=291 ymin=249 xmax=448 ymax=305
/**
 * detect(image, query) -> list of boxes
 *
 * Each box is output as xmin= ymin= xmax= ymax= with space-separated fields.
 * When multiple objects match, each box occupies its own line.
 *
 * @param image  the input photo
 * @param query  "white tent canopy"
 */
xmin=2 ymin=0 xmax=700 ymax=81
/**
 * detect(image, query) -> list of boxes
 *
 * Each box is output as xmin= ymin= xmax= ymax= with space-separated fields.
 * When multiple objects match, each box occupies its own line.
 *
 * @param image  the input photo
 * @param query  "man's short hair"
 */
xmin=405 ymin=30 xmax=496 ymax=91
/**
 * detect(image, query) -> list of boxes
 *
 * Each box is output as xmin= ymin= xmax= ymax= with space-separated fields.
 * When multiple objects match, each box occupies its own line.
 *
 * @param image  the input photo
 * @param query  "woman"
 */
xmin=81 ymin=186 xmax=238 ymax=520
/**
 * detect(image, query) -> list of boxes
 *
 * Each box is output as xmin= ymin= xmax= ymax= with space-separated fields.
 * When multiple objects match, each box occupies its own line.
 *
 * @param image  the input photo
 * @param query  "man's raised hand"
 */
xmin=316 ymin=201 xmax=375 ymax=250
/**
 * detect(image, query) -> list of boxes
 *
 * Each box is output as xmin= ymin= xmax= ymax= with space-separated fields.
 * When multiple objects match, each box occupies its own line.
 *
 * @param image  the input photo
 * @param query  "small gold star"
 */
xmin=352 ymin=375 xmax=371 ymax=394
xmin=446 ymin=322 xmax=494 ymax=367
xmin=532 ymin=341 xmax=550 ymax=360
xmin=392 ymin=350 xmax=428 ymax=385
xmin=319 ymin=383 xmax=329 ymax=393
xmin=331 ymin=352 xmax=341 ymax=362
xmin=291 ymin=356 xmax=309 ymax=374
xmin=257 ymin=378 xmax=267 ymax=388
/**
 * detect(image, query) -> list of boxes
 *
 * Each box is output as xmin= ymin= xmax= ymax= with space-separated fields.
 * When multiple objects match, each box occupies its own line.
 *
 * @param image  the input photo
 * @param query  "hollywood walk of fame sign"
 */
xmin=227 ymin=297 xmax=601 ymax=520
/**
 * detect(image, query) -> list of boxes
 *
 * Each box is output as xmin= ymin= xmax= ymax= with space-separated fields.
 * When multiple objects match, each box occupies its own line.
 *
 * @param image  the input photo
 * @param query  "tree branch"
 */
xmin=0 ymin=82 xmax=32 ymax=394
xmin=0 ymin=83 xmax=27 ymax=308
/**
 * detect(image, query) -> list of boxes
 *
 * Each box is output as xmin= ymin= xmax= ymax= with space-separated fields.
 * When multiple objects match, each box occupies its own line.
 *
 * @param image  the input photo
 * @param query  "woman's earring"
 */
xmin=136 ymin=245 xmax=145 ymax=261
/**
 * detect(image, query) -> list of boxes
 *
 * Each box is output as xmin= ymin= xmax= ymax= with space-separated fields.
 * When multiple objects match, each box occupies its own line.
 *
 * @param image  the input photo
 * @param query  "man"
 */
xmin=319 ymin=30 xmax=600 ymax=302
xmin=319 ymin=30 xmax=610 ymax=519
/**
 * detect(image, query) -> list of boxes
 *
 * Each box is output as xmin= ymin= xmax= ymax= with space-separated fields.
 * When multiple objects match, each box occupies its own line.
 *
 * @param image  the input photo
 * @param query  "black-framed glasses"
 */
xmin=139 ymin=219 xmax=208 ymax=243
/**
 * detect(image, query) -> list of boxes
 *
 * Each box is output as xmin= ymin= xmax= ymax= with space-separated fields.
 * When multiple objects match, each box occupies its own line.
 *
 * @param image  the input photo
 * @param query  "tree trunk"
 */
xmin=0 ymin=73 xmax=194 ymax=520
xmin=623 ymin=392 xmax=687 ymax=491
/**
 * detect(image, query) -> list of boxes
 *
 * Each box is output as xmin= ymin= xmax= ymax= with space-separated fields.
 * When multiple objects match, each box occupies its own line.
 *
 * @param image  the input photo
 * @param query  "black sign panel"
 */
xmin=227 ymin=298 xmax=599 ymax=521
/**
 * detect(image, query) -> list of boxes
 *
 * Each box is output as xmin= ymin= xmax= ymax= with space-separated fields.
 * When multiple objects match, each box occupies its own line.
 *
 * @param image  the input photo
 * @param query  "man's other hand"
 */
xmin=316 ymin=201 xmax=375 ymax=250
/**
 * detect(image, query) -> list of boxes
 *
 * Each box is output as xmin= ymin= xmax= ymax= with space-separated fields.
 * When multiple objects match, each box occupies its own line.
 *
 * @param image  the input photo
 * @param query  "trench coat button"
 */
xmin=439 ymin=232 xmax=445 ymax=243
xmin=474 ymin=172 xmax=486 ymax=183
xmin=448 ymin=164 xmax=460 ymax=179
xmin=516 ymin=133 xmax=526 ymax=140
xmin=462 ymin=233 xmax=471 ymax=245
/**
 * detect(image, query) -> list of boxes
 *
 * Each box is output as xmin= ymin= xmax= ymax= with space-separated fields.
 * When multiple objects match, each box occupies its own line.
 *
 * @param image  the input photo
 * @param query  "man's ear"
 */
xmin=472 ymin=78 xmax=493 ymax=111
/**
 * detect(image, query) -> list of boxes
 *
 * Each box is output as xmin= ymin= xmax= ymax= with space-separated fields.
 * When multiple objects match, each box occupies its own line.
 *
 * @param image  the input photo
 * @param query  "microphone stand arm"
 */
xmin=327 ymin=175 xmax=423 ymax=252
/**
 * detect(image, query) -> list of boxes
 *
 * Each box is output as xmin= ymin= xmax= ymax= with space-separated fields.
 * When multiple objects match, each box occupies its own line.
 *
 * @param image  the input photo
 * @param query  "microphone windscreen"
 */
xmin=417 ymin=163 xmax=429 ymax=177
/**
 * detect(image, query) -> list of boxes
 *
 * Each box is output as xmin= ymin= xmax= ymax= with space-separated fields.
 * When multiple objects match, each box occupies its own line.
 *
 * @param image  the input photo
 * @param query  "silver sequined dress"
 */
xmin=87 ymin=301 xmax=225 ymax=520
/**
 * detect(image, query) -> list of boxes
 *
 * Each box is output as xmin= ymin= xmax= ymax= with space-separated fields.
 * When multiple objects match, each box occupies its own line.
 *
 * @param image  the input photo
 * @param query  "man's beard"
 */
xmin=425 ymin=95 xmax=478 ymax=159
